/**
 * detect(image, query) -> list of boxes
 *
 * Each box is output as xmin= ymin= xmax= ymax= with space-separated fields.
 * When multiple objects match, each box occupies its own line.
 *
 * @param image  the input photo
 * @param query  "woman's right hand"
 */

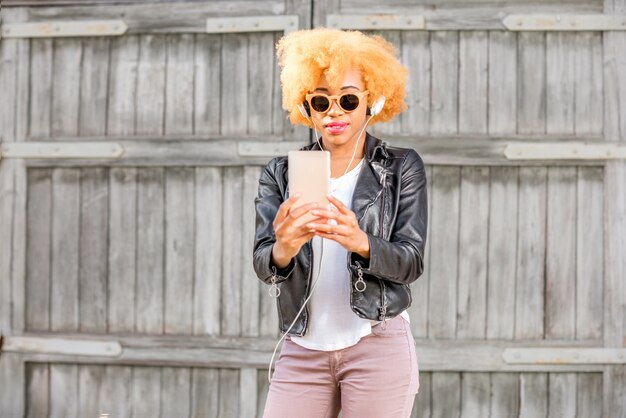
xmin=271 ymin=194 xmax=319 ymax=268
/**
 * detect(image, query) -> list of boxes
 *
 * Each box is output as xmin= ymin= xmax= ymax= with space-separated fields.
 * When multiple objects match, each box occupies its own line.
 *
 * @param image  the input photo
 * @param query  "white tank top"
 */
xmin=291 ymin=159 xmax=409 ymax=351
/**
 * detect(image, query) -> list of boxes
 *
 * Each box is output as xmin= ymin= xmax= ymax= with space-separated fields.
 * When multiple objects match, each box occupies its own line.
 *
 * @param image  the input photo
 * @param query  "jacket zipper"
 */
xmin=378 ymin=171 xmax=388 ymax=324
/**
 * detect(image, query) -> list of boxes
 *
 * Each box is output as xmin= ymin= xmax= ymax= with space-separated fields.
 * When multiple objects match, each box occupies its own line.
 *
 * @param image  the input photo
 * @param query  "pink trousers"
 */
xmin=263 ymin=315 xmax=420 ymax=418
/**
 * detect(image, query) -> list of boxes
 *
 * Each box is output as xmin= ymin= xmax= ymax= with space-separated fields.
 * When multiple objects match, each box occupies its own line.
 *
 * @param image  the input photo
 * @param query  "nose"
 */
xmin=327 ymin=98 xmax=344 ymax=115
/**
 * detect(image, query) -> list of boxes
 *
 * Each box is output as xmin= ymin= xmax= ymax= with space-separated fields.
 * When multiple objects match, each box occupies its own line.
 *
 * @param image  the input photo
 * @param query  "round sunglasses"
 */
xmin=305 ymin=90 xmax=369 ymax=113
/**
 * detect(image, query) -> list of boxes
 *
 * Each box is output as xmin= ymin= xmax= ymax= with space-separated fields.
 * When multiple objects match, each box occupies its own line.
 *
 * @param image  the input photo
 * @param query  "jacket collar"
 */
xmin=303 ymin=132 xmax=389 ymax=163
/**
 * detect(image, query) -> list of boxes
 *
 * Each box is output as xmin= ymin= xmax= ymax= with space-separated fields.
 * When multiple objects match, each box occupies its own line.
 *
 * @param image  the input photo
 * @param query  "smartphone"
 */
xmin=288 ymin=150 xmax=331 ymax=227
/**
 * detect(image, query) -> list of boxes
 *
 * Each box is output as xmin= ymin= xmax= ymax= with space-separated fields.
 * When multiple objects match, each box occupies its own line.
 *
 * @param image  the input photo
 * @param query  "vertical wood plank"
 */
xmin=222 ymin=167 xmax=244 ymax=336
xmin=573 ymin=33 xmax=603 ymax=136
xmin=108 ymin=168 xmax=137 ymax=333
xmin=411 ymin=371 xmax=431 ymax=418
xmin=194 ymin=34 xmax=221 ymax=136
xmin=51 ymin=168 xmax=80 ymax=332
xmin=428 ymin=167 xmax=460 ymax=338
xmin=98 ymin=366 xmax=132 ymax=418
xmin=490 ymin=373 xmax=519 ymax=417
xmin=515 ymin=167 xmax=547 ymax=339
xmin=161 ymin=367 xmax=192 ymax=418
xmin=136 ymin=35 xmax=166 ymax=136
xmin=25 ymin=169 xmax=52 ymax=331
xmin=458 ymin=31 xmax=488 ymax=134
xmin=25 ymin=364 xmax=49 ymax=418
xmin=79 ymin=38 xmax=109 ymax=136
xmin=546 ymin=33 xmax=576 ymax=135
xmin=401 ymin=31 xmax=430 ymax=135
xmin=165 ymin=34 xmax=194 ymax=136
xmin=519 ymin=373 xmax=548 ymax=418
xmin=545 ymin=167 xmax=577 ymax=339
xmin=430 ymin=31 xmax=459 ymax=134
xmin=271 ymin=32 xmax=285 ymax=136
xmin=431 ymin=373 xmax=461 ymax=418
xmin=460 ymin=373 xmax=490 ymax=418
xmin=221 ymin=34 xmax=248 ymax=135
xmin=486 ymin=167 xmax=518 ymax=340
xmin=576 ymin=373 xmax=603 ymax=418
xmin=51 ymin=38 xmax=82 ymax=136
xmin=191 ymin=369 xmax=219 ymax=418
xmin=77 ymin=365 xmax=105 ymax=417
xmin=131 ymin=367 xmax=162 ymax=418
xmin=107 ymin=36 xmax=139 ymax=136
xmin=576 ymin=167 xmax=603 ymax=340
xmin=248 ymin=32 xmax=274 ymax=135
xmin=79 ymin=168 xmax=109 ymax=333
xmin=456 ymin=167 xmax=489 ymax=339
xmin=164 ymin=168 xmax=195 ymax=334
xmin=371 ymin=30 xmax=402 ymax=136
xmin=548 ymin=373 xmax=577 ymax=418
xmin=517 ymin=33 xmax=546 ymax=134
xmin=29 ymin=38 xmax=53 ymax=137
xmin=219 ymin=369 xmax=241 ymax=418
xmin=488 ymin=31 xmax=517 ymax=135
xmin=242 ymin=167 xmax=262 ymax=337
xmin=49 ymin=364 xmax=78 ymax=418
xmin=240 ymin=368 xmax=258 ymax=418
xmin=194 ymin=168 xmax=223 ymax=336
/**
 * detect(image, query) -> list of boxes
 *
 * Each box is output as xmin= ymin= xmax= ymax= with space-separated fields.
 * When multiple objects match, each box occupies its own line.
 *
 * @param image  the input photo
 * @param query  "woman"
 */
xmin=253 ymin=28 xmax=427 ymax=418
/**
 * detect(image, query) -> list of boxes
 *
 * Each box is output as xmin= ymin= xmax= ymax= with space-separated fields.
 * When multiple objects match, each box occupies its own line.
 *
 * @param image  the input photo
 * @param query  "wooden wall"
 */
xmin=1 ymin=0 xmax=625 ymax=417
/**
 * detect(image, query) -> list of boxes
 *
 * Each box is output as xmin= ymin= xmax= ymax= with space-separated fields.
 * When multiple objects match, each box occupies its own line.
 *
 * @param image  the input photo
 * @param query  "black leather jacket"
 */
xmin=253 ymin=133 xmax=428 ymax=336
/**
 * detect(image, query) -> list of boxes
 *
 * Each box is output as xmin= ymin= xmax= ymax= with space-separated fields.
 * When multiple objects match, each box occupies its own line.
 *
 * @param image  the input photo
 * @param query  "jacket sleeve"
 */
xmin=350 ymin=149 xmax=428 ymax=285
xmin=253 ymin=158 xmax=295 ymax=284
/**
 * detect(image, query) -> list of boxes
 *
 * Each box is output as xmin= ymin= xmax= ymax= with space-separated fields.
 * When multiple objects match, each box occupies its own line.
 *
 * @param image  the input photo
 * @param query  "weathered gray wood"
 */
xmin=545 ymin=167 xmax=577 ymax=339
xmin=460 ymin=373 xmax=490 ymax=418
xmin=576 ymin=167 xmax=604 ymax=340
xmin=222 ymin=167 xmax=244 ymax=336
xmin=488 ymin=31 xmax=517 ymax=135
xmin=459 ymin=31 xmax=488 ymax=134
xmin=428 ymin=167 xmax=460 ymax=338
xmin=164 ymin=168 xmax=195 ymax=334
xmin=401 ymin=31 xmax=430 ymax=135
xmin=486 ymin=167 xmax=518 ymax=340
xmin=576 ymin=373 xmax=603 ymax=418
xmin=79 ymin=168 xmax=109 ymax=333
xmin=191 ymin=369 xmax=219 ymax=418
xmin=517 ymin=32 xmax=546 ymax=134
xmin=519 ymin=373 xmax=548 ymax=418
xmin=29 ymin=38 xmax=53 ymax=138
xmin=99 ymin=366 xmax=132 ymax=417
xmin=161 ymin=367 xmax=191 ymax=417
xmin=108 ymin=168 xmax=137 ymax=333
xmin=240 ymin=368 xmax=258 ymax=418
xmin=431 ymin=373 xmax=460 ymax=418
xmin=548 ymin=373 xmax=577 ymax=418
xmin=574 ymin=32 xmax=603 ymax=135
xmin=515 ymin=167 xmax=547 ymax=339
xmin=165 ymin=34 xmax=194 ymax=135
xmin=456 ymin=167 xmax=489 ymax=339
xmin=49 ymin=364 xmax=78 ymax=418
xmin=79 ymin=38 xmax=109 ymax=136
xmin=411 ymin=371 xmax=431 ymax=418
xmin=51 ymin=38 xmax=81 ymax=136
xmin=77 ymin=365 xmax=105 ymax=417
xmin=136 ymin=34 xmax=166 ymax=136
xmin=25 ymin=364 xmax=49 ymax=418
xmin=135 ymin=168 xmax=165 ymax=334
xmin=242 ymin=166 xmax=261 ymax=337
xmin=603 ymin=4 xmax=626 ymax=418
xmin=131 ymin=367 xmax=162 ymax=418
xmin=107 ymin=35 xmax=139 ymax=135
xmin=25 ymin=169 xmax=52 ymax=331
xmin=371 ymin=30 xmax=402 ymax=137
xmin=546 ymin=32 xmax=576 ymax=134
xmin=248 ymin=32 xmax=275 ymax=135
xmin=490 ymin=373 xmax=519 ymax=417
xmin=0 ymin=354 xmax=25 ymax=417
xmin=219 ymin=369 xmax=241 ymax=418
xmin=408 ymin=165 xmax=432 ymax=338
xmin=271 ymin=32 xmax=285 ymax=136
xmin=257 ymin=369 xmax=270 ymax=418
xmin=194 ymin=34 xmax=222 ymax=136
xmin=430 ymin=31 xmax=458 ymax=134
xmin=221 ymin=34 xmax=248 ymax=135
xmin=194 ymin=167 xmax=223 ymax=335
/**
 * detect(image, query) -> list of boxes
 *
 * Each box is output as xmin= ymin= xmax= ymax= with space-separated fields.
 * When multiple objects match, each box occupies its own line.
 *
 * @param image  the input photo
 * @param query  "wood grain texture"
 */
xmin=221 ymin=34 xmax=248 ymax=136
xmin=248 ymin=32 xmax=275 ymax=135
xmin=490 ymin=373 xmax=519 ymax=417
xmin=49 ymin=364 xmax=78 ymax=418
xmin=51 ymin=38 xmax=82 ymax=136
xmin=546 ymin=33 xmax=576 ymax=134
xmin=401 ymin=31 xmax=430 ymax=135
xmin=411 ymin=371 xmax=431 ymax=418
xmin=131 ymin=367 xmax=162 ymax=418
xmin=577 ymin=373 xmax=603 ymax=418
xmin=519 ymin=373 xmax=548 ymax=418
xmin=161 ymin=367 xmax=191 ymax=418
xmin=431 ymin=373 xmax=460 ymax=418
xmin=548 ymin=373 xmax=577 ymax=418
xmin=517 ymin=32 xmax=546 ymax=134
xmin=460 ymin=373 xmax=490 ymax=418
xmin=191 ymin=369 xmax=219 ymax=418
xmin=29 ymin=38 xmax=53 ymax=138
xmin=165 ymin=34 xmax=194 ymax=135
xmin=573 ymin=32 xmax=603 ymax=136
xmin=79 ymin=38 xmax=109 ymax=136
xmin=107 ymin=35 xmax=138 ymax=136
xmin=136 ymin=35 xmax=166 ymax=136
xmin=194 ymin=34 xmax=222 ymax=136
xmin=242 ymin=166 xmax=261 ymax=337
xmin=459 ymin=31 xmax=488 ymax=134
xmin=25 ymin=364 xmax=49 ymax=418
xmin=430 ymin=32 xmax=459 ymax=134
xmin=77 ymin=365 xmax=105 ymax=417
xmin=219 ymin=369 xmax=240 ymax=418
xmin=488 ymin=31 xmax=517 ymax=135
xmin=99 ymin=366 xmax=132 ymax=417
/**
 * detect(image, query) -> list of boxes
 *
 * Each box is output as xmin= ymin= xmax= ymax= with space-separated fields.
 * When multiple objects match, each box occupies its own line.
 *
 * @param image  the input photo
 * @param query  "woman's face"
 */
xmin=308 ymin=67 xmax=368 ymax=152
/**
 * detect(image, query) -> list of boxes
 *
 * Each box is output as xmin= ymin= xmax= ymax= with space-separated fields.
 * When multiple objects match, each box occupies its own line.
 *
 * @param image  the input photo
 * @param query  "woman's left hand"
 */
xmin=306 ymin=194 xmax=370 ymax=259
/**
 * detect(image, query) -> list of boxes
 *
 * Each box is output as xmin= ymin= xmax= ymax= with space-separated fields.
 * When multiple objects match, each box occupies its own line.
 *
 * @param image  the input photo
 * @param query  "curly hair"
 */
xmin=276 ymin=28 xmax=408 ymax=127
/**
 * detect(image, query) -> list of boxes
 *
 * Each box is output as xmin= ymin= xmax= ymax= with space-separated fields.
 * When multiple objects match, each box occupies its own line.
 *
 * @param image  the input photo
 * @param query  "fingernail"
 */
xmin=311 ymin=210 xmax=319 ymax=215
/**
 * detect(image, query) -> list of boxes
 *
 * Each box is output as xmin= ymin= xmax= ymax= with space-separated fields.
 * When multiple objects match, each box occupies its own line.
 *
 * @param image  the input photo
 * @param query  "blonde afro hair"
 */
xmin=276 ymin=28 xmax=408 ymax=127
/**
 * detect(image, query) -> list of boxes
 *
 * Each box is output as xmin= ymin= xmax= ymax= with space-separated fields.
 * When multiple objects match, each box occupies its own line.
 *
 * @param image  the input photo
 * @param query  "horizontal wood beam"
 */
xmin=1 ymin=20 xmax=127 ymax=38
xmin=326 ymin=14 xmax=425 ymax=30
xmin=2 ymin=333 xmax=609 ymax=372
xmin=206 ymin=15 xmax=298 ymax=34
xmin=504 ymin=348 xmax=626 ymax=364
xmin=503 ymin=14 xmax=626 ymax=31
xmin=3 ymin=136 xmax=620 ymax=167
